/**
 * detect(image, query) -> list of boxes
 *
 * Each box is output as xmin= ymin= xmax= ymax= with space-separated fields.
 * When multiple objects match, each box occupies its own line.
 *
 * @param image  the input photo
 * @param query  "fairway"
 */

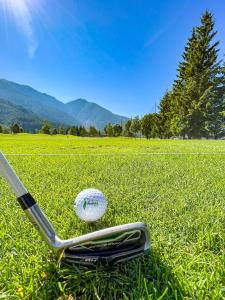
xmin=0 ymin=134 xmax=225 ymax=299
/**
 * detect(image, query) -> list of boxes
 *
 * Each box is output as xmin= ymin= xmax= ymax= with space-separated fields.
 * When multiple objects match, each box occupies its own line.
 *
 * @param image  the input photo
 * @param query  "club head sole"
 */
xmin=60 ymin=224 xmax=150 ymax=267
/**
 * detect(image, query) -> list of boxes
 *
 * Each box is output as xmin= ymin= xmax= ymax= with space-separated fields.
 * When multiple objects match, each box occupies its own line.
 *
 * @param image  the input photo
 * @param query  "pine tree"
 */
xmin=11 ymin=123 xmax=21 ymax=134
xmin=130 ymin=116 xmax=141 ymax=137
xmin=123 ymin=119 xmax=132 ymax=137
xmin=214 ymin=61 xmax=225 ymax=138
xmin=68 ymin=126 xmax=77 ymax=136
xmin=58 ymin=126 xmax=65 ymax=135
xmin=113 ymin=124 xmax=123 ymax=137
xmin=159 ymin=91 xmax=173 ymax=138
xmin=89 ymin=126 xmax=99 ymax=136
xmin=51 ymin=128 xmax=58 ymax=135
xmin=174 ymin=11 xmax=222 ymax=138
xmin=40 ymin=121 xmax=51 ymax=134
xmin=104 ymin=123 xmax=113 ymax=136
xmin=79 ymin=126 xmax=88 ymax=137
xmin=141 ymin=113 xmax=161 ymax=139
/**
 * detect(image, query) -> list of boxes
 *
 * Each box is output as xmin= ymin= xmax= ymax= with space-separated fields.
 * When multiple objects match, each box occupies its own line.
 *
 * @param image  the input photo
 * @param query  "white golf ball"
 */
xmin=74 ymin=188 xmax=107 ymax=222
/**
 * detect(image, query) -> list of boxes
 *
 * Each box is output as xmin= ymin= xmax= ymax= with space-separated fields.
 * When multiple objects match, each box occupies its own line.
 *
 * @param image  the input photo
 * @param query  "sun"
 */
xmin=1 ymin=0 xmax=26 ymax=10
xmin=0 ymin=0 xmax=40 ymax=57
xmin=0 ymin=0 xmax=33 ymax=17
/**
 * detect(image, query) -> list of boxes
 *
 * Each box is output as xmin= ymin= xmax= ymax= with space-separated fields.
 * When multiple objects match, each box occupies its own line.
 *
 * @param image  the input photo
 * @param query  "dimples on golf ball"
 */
xmin=74 ymin=188 xmax=107 ymax=222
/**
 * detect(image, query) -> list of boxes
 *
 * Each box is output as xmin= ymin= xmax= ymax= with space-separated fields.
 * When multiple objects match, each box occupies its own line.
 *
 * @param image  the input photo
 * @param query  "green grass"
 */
xmin=0 ymin=134 xmax=225 ymax=299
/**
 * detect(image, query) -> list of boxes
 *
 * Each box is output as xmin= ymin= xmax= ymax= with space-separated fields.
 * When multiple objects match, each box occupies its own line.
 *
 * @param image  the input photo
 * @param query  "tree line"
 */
xmin=38 ymin=121 xmax=102 ymax=137
xmin=0 ymin=119 xmax=151 ymax=138
xmin=0 ymin=120 xmax=102 ymax=136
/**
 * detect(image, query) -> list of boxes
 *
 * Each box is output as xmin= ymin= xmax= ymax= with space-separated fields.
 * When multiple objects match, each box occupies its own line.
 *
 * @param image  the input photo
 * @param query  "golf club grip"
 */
xmin=0 ymin=151 xmax=27 ymax=197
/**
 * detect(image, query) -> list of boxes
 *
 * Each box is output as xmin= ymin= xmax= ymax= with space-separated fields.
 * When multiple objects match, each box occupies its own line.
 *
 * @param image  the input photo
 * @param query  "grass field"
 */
xmin=0 ymin=134 xmax=225 ymax=299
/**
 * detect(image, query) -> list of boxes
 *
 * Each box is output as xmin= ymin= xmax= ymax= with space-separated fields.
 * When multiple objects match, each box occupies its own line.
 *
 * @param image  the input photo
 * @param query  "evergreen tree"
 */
xmin=19 ymin=125 xmax=24 ymax=133
xmin=214 ymin=61 xmax=225 ymax=138
xmin=159 ymin=91 xmax=173 ymax=138
xmin=89 ymin=126 xmax=99 ymax=136
xmin=79 ymin=126 xmax=88 ymax=137
xmin=173 ymin=11 xmax=222 ymax=138
xmin=51 ymin=128 xmax=58 ymax=135
xmin=67 ymin=126 xmax=77 ymax=136
xmin=141 ymin=113 xmax=160 ymax=139
xmin=0 ymin=125 xmax=2 ymax=133
xmin=104 ymin=123 xmax=114 ymax=136
xmin=58 ymin=126 xmax=65 ymax=135
xmin=2 ymin=126 xmax=10 ymax=134
xmin=141 ymin=114 xmax=153 ymax=139
xmin=76 ymin=126 xmax=81 ymax=136
xmin=130 ymin=116 xmax=141 ymax=137
xmin=113 ymin=124 xmax=123 ymax=137
xmin=10 ymin=123 xmax=21 ymax=134
xmin=40 ymin=121 xmax=51 ymax=134
xmin=123 ymin=119 xmax=132 ymax=137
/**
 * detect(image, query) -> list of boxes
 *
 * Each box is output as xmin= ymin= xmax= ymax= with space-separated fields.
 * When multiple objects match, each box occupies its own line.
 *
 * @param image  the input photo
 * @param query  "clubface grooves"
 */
xmin=0 ymin=151 xmax=150 ymax=267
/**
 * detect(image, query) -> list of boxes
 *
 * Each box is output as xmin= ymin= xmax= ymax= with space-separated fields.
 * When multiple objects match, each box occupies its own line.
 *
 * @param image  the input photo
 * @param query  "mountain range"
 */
xmin=0 ymin=79 xmax=128 ymax=131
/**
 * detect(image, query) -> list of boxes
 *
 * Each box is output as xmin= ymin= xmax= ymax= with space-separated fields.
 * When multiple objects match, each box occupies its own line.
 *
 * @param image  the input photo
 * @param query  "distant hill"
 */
xmin=0 ymin=79 xmax=128 ymax=130
xmin=66 ymin=99 xmax=128 ymax=129
xmin=0 ymin=79 xmax=78 ymax=126
xmin=0 ymin=98 xmax=42 ymax=131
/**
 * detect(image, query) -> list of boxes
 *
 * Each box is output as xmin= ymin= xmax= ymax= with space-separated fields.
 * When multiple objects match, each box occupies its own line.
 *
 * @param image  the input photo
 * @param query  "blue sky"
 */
xmin=0 ymin=0 xmax=224 ymax=117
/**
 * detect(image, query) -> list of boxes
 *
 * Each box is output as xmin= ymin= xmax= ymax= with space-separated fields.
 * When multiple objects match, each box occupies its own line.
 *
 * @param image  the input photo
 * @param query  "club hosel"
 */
xmin=21 ymin=199 xmax=60 ymax=248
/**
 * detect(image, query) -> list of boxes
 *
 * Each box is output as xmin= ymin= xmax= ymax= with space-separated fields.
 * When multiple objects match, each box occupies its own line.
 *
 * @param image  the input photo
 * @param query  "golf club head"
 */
xmin=60 ymin=222 xmax=150 ymax=267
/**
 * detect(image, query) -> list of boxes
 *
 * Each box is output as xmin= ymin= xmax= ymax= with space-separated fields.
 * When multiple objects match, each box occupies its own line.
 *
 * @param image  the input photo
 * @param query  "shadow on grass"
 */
xmin=35 ymin=248 xmax=186 ymax=300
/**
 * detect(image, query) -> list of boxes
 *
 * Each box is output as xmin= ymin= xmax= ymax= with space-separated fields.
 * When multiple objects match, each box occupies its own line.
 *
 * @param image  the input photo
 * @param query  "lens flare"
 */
xmin=0 ymin=0 xmax=40 ymax=57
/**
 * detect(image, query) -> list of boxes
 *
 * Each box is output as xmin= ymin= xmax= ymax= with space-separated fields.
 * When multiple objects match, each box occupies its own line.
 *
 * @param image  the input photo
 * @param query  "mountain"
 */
xmin=0 ymin=98 xmax=42 ymax=131
xmin=66 ymin=99 xmax=128 ymax=129
xmin=0 ymin=79 xmax=128 ymax=130
xmin=0 ymin=79 xmax=78 ymax=126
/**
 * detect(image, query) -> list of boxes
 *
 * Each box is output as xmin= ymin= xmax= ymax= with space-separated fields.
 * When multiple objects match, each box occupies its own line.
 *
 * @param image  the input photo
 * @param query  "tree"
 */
xmin=141 ymin=114 xmax=160 ymax=139
xmin=159 ymin=91 xmax=173 ymax=138
xmin=58 ymin=126 xmax=65 ymax=135
xmin=113 ymin=124 xmax=123 ymax=137
xmin=130 ymin=116 xmax=141 ymax=136
xmin=76 ymin=126 xmax=81 ymax=136
xmin=41 ymin=121 xmax=51 ymax=134
xmin=214 ymin=61 xmax=225 ymax=138
xmin=0 ymin=125 xmax=2 ymax=133
xmin=67 ymin=126 xmax=78 ymax=136
xmin=104 ymin=123 xmax=113 ymax=136
xmin=10 ymin=123 xmax=21 ymax=134
xmin=89 ymin=126 xmax=99 ymax=137
xmin=79 ymin=126 xmax=88 ymax=137
xmin=51 ymin=128 xmax=58 ymax=135
xmin=2 ymin=126 xmax=10 ymax=134
xmin=172 ymin=11 xmax=223 ymax=138
xmin=150 ymin=113 xmax=161 ymax=138
xmin=123 ymin=119 xmax=132 ymax=137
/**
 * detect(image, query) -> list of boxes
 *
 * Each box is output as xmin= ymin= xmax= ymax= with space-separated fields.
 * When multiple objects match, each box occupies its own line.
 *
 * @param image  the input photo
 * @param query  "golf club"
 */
xmin=0 ymin=151 xmax=150 ymax=267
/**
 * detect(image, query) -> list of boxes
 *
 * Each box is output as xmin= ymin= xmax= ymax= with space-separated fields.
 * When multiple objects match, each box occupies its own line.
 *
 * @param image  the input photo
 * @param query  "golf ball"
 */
xmin=74 ymin=188 xmax=107 ymax=222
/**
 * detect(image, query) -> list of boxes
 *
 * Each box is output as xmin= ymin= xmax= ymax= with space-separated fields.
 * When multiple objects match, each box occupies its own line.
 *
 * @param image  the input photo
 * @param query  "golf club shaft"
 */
xmin=0 ymin=151 xmax=27 ymax=197
xmin=0 ymin=151 xmax=58 ymax=246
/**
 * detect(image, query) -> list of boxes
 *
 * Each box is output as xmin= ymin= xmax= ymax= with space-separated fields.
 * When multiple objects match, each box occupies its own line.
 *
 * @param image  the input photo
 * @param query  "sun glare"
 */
xmin=0 ymin=0 xmax=39 ymax=57
xmin=0 ymin=0 xmax=32 ymax=18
